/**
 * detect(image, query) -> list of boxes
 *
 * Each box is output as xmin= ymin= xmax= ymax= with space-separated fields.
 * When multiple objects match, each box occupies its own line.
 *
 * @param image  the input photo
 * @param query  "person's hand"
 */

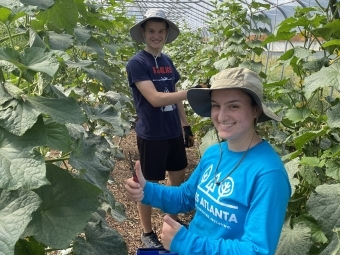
xmin=183 ymin=126 xmax=194 ymax=148
xmin=161 ymin=215 xmax=182 ymax=250
xmin=125 ymin=160 xmax=146 ymax=202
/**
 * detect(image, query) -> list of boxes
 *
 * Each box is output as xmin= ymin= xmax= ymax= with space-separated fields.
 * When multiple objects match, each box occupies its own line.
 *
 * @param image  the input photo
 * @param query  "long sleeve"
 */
xmin=141 ymin=164 xmax=201 ymax=214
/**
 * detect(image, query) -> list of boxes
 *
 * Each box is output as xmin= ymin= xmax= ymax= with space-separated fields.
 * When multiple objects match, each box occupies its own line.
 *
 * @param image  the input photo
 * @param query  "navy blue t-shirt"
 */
xmin=126 ymin=50 xmax=182 ymax=140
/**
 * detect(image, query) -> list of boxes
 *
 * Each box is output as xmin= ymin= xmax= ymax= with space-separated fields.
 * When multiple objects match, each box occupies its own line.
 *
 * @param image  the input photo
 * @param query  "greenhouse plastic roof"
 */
xmin=125 ymin=0 xmax=330 ymax=32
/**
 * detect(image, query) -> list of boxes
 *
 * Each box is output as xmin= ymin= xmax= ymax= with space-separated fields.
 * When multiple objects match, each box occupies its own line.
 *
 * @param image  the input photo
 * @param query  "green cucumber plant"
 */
xmin=262 ymin=4 xmax=340 ymax=254
xmin=0 ymin=0 xmax=137 ymax=254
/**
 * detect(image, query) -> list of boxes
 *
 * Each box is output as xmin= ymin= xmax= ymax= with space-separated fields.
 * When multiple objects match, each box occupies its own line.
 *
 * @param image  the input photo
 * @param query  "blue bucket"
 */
xmin=136 ymin=248 xmax=179 ymax=255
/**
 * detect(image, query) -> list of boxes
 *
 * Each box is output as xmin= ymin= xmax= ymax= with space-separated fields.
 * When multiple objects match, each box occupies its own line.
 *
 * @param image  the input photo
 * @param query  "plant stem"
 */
xmin=0 ymin=67 xmax=5 ymax=83
xmin=5 ymin=24 xmax=14 ymax=48
xmin=0 ymin=32 xmax=27 ymax=44
xmin=45 ymin=157 xmax=70 ymax=163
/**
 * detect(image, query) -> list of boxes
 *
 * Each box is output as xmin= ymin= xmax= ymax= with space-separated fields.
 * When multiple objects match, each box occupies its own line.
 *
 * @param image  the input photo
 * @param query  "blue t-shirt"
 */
xmin=142 ymin=140 xmax=291 ymax=255
xmin=126 ymin=50 xmax=182 ymax=140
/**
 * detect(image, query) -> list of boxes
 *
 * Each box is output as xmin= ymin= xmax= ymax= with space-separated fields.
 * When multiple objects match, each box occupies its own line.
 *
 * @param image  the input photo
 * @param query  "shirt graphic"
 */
xmin=196 ymin=164 xmax=238 ymax=229
xmin=159 ymin=85 xmax=177 ymax=112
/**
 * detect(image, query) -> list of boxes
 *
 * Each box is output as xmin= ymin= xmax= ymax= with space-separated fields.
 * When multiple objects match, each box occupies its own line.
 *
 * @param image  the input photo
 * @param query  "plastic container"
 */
xmin=136 ymin=248 xmax=179 ymax=255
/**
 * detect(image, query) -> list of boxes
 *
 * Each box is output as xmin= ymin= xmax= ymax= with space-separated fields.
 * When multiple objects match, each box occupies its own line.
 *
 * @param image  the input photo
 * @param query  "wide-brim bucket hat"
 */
xmin=187 ymin=67 xmax=281 ymax=123
xmin=130 ymin=9 xmax=180 ymax=44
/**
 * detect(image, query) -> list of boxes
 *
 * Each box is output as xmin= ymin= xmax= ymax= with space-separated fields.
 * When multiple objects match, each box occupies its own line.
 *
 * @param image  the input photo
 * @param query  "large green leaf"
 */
xmin=0 ymin=47 xmax=60 ymax=77
xmin=47 ymin=31 xmax=73 ymax=51
xmin=24 ymin=164 xmax=101 ymax=249
xmin=239 ymin=61 xmax=263 ymax=74
xmin=322 ymin=39 xmax=340 ymax=48
xmin=86 ymin=37 xmax=105 ymax=62
xmin=292 ymin=46 xmax=312 ymax=59
xmin=69 ymin=134 xmax=113 ymax=200
xmin=0 ymin=189 xmax=41 ymax=255
xmin=68 ymin=133 xmax=126 ymax=221
xmin=0 ymin=82 xmax=12 ymax=105
xmin=325 ymin=161 xmax=340 ymax=182
xmin=313 ymin=20 xmax=340 ymax=41
xmin=294 ymin=129 xmax=326 ymax=151
xmin=299 ymin=165 xmax=322 ymax=188
xmin=285 ymin=107 xmax=311 ymax=124
xmin=327 ymin=103 xmax=340 ymax=128
xmin=44 ymin=120 xmax=71 ymax=151
xmin=303 ymin=63 xmax=340 ymax=99
xmin=81 ymin=104 xmax=125 ymax=137
xmin=276 ymin=222 xmax=313 ymax=255
xmin=73 ymin=209 xmax=128 ymax=255
xmin=213 ymin=57 xmax=234 ymax=71
xmin=26 ymin=96 xmax=86 ymax=124
xmin=0 ymin=48 xmax=26 ymax=71
xmin=20 ymin=47 xmax=59 ymax=77
xmin=0 ymin=118 xmax=49 ymax=190
xmin=306 ymin=184 xmax=340 ymax=239
xmin=82 ymin=68 xmax=113 ymax=91
xmin=74 ymin=26 xmax=92 ymax=44
xmin=69 ymin=133 xmax=112 ymax=187
xmin=36 ymin=0 xmax=78 ymax=34
xmin=262 ymin=31 xmax=296 ymax=44
xmin=0 ymin=99 xmax=40 ymax=136
xmin=302 ymin=57 xmax=330 ymax=73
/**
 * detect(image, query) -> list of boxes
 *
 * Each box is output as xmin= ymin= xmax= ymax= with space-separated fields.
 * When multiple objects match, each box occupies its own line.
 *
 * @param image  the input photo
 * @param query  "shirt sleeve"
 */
xmin=127 ymin=58 xmax=151 ymax=84
xmin=170 ymin=170 xmax=290 ymax=255
xmin=141 ymin=164 xmax=202 ymax=214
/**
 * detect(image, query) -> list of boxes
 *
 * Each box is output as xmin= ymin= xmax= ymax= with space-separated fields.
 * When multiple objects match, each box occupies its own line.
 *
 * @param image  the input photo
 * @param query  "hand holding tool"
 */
xmin=128 ymin=152 xmax=139 ymax=183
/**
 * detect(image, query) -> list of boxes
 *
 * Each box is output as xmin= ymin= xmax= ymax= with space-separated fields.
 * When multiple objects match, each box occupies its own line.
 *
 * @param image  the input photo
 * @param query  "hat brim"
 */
xmin=187 ymin=88 xmax=281 ymax=123
xmin=130 ymin=18 xmax=179 ymax=44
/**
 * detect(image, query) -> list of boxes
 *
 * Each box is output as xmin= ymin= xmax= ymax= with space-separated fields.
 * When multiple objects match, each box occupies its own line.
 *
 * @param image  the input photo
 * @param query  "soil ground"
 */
xmin=106 ymin=130 xmax=200 ymax=255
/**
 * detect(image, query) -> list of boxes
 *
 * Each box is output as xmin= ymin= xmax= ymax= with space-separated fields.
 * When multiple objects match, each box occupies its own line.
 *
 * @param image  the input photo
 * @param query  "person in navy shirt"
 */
xmin=125 ymin=67 xmax=291 ymax=255
xmin=126 ymin=8 xmax=194 ymax=248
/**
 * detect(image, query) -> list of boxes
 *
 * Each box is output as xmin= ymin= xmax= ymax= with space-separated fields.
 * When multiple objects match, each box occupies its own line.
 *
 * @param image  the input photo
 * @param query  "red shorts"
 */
xmin=137 ymin=135 xmax=188 ymax=181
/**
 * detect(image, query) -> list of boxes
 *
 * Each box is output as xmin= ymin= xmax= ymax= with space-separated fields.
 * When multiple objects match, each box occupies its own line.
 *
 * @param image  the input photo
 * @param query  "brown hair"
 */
xmin=141 ymin=18 xmax=169 ymax=30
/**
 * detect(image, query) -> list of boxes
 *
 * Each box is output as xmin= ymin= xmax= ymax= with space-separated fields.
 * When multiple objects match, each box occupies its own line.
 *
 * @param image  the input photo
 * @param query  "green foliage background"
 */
xmin=1 ymin=0 xmax=340 ymax=254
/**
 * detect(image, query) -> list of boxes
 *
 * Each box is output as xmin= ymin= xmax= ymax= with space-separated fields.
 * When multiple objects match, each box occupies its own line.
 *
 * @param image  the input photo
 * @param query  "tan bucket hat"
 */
xmin=187 ymin=67 xmax=281 ymax=123
xmin=130 ymin=9 xmax=180 ymax=44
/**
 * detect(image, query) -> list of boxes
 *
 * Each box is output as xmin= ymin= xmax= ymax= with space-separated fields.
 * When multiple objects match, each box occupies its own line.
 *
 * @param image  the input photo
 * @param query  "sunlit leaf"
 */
xmin=294 ymin=130 xmax=326 ymax=151
xmin=306 ymin=184 xmax=340 ymax=239
xmin=276 ymin=222 xmax=313 ymax=255
xmin=0 ymin=118 xmax=49 ymax=190
xmin=303 ymin=63 xmax=340 ymax=99
xmin=26 ymin=96 xmax=86 ymax=125
xmin=36 ymin=0 xmax=77 ymax=34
